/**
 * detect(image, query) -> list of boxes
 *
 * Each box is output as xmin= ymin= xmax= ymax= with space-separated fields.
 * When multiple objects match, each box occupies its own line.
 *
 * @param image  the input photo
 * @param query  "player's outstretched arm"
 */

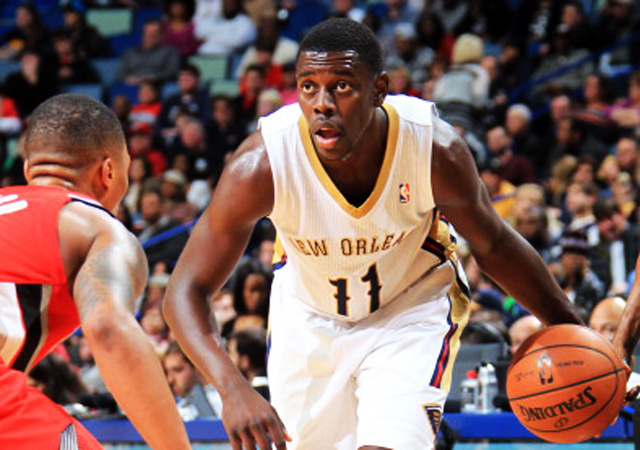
xmin=163 ymin=133 xmax=289 ymax=450
xmin=431 ymin=116 xmax=583 ymax=326
xmin=613 ymin=255 xmax=640 ymax=366
xmin=60 ymin=203 xmax=191 ymax=450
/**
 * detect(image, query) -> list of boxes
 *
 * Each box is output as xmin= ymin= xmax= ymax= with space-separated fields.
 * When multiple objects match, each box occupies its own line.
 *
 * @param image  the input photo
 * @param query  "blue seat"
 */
xmin=0 ymin=59 xmax=20 ymax=82
xmin=108 ymin=34 xmax=140 ymax=58
xmin=91 ymin=57 xmax=121 ymax=88
xmin=108 ymin=83 xmax=139 ymax=105
xmin=60 ymin=83 xmax=104 ymax=102
xmin=161 ymin=81 xmax=180 ymax=101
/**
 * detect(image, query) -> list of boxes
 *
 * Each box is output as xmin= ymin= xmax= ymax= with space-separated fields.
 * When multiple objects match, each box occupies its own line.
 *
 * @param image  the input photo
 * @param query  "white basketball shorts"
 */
xmin=267 ymin=264 xmax=467 ymax=450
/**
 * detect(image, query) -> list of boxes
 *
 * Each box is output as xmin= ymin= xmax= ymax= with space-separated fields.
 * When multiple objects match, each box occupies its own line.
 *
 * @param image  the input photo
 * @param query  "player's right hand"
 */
xmin=221 ymin=383 xmax=290 ymax=450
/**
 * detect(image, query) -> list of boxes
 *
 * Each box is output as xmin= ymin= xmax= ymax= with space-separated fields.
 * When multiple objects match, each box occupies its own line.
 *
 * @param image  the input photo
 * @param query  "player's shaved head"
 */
xmin=24 ymin=94 xmax=126 ymax=169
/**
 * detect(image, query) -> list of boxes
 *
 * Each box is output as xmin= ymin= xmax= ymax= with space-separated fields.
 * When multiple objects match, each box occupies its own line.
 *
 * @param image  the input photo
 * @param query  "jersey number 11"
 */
xmin=329 ymin=263 xmax=382 ymax=316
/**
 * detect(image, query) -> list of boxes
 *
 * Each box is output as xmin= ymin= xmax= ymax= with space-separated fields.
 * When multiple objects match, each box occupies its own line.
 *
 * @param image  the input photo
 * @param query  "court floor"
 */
xmin=454 ymin=444 xmax=633 ymax=450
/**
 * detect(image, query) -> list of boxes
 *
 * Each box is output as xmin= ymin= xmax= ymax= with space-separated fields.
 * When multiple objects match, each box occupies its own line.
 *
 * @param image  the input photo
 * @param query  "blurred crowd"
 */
xmin=2 ymin=0 xmax=640 ymax=421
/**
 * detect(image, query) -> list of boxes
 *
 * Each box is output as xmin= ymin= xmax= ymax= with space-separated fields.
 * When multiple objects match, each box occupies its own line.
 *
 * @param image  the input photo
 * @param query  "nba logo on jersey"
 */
xmin=399 ymin=183 xmax=410 ymax=203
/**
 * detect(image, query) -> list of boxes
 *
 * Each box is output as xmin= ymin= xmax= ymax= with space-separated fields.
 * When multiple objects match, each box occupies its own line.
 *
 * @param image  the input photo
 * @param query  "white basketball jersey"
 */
xmin=260 ymin=95 xmax=458 ymax=322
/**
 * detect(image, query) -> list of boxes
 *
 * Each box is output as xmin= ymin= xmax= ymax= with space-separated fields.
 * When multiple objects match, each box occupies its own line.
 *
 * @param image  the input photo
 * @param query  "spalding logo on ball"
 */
xmin=507 ymin=324 xmax=628 ymax=443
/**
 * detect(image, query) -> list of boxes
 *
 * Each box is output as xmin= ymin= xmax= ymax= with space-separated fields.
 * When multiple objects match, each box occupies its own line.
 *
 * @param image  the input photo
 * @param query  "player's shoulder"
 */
xmin=384 ymin=95 xmax=437 ymax=127
xmin=258 ymin=103 xmax=302 ymax=135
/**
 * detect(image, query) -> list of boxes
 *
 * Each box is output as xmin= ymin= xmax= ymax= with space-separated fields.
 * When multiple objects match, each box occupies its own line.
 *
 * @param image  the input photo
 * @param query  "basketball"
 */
xmin=507 ymin=324 xmax=628 ymax=443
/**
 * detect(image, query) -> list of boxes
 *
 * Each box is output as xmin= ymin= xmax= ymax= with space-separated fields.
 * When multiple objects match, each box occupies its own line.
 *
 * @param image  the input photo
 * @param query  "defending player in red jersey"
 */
xmin=0 ymin=94 xmax=191 ymax=450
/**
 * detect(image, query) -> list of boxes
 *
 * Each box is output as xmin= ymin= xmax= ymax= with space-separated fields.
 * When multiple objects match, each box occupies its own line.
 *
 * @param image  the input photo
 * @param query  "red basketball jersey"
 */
xmin=0 ymin=185 xmax=107 ymax=372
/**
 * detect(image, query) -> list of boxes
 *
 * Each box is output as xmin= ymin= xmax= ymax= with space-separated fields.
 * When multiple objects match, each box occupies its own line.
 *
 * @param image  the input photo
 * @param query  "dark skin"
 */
xmin=163 ymin=50 xmax=583 ymax=450
xmin=22 ymin=144 xmax=191 ymax=450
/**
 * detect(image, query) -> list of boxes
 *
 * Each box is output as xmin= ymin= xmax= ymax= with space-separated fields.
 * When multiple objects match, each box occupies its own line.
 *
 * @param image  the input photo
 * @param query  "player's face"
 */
xmin=297 ymin=50 xmax=384 ymax=162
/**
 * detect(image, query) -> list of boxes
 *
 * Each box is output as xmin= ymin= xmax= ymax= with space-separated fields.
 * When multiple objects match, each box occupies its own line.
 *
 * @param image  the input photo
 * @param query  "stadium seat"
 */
xmin=161 ymin=81 xmax=180 ymax=100
xmin=108 ymin=83 xmax=139 ymax=105
xmin=91 ymin=58 xmax=121 ymax=88
xmin=209 ymin=79 xmax=239 ymax=96
xmin=60 ymin=83 xmax=104 ymax=102
xmin=189 ymin=55 xmax=228 ymax=84
xmin=0 ymin=59 xmax=20 ymax=82
xmin=87 ymin=9 xmax=133 ymax=37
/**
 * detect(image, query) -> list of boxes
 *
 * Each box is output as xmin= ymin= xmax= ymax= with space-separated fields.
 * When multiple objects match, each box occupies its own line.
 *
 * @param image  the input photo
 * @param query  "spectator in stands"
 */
xmin=546 ymin=116 xmax=608 ymax=169
xmin=128 ymin=122 xmax=167 ymax=177
xmin=565 ymin=180 xmax=599 ymax=244
xmin=430 ymin=0 xmax=470 ymax=35
xmin=238 ymin=64 xmax=266 ymax=122
xmin=328 ymin=0 xmax=365 ymax=22
xmin=508 ymin=315 xmax=542 ymax=356
xmin=0 ymin=2 xmax=52 ymax=61
xmin=3 ymin=51 xmax=57 ymax=118
xmin=60 ymin=5 xmax=110 ymax=59
xmin=609 ymin=70 xmax=640 ymax=130
xmin=76 ymin=335 xmax=107 ymax=394
xmin=163 ymin=342 xmax=222 ymax=420
xmin=384 ymin=22 xmax=433 ymax=87
xmin=495 ymin=38 xmax=535 ymax=97
xmin=505 ymin=103 xmax=544 ymax=171
xmin=157 ymin=63 xmax=210 ymax=146
xmin=194 ymin=0 xmax=257 ymax=56
xmin=387 ymin=66 xmax=421 ymax=98
xmin=240 ymin=40 xmax=284 ymax=90
xmin=235 ymin=16 xmax=299 ymax=79
xmin=124 ymin=156 xmax=150 ymax=226
xmin=222 ymin=259 xmax=272 ymax=337
xmin=571 ymin=155 xmax=599 ymax=186
xmin=138 ymin=188 xmax=190 ymax=270
xmin=278 ymin=61 xmax=297 ymax=105
xmin=513 ymin=203 xmax=553 ymax=263
xmin=559 ymin=0 xmax=595 ymax=51
xmin=415 ymin=9 xmax=454 ymax=64
xmin=479 ymin=157 xmax=516 ymax=220
xmin=591 ymin=199 xmax=639 ymax=295
xmin=434 ymin=33 xmax=490 ymax=134
xmin=508 ymin=0 xmax=563 ymax=50
xmin=573 ymin=74 xmax=615 ymax=138
xmin=554 ymin=230 xmax=606 ymax=319
xmin=162 ymin=0 xmax=200 ymax=59
xmin=597 ymin=0 xmax=640 ymax=77
xmin=51 ymin=30 xmax=99 ymax=85
xmin=118 ymin=20 xmax=181 ymax=85
xmin=212 ymin=289 xmax=236 ymax=330
xmin=141 ymin=303 xmax=171 ymax=356
xmin=247 ymin=88 xmax=282 ymax=133
xmin=206 ymin=94 xmax=247 ymax=170
xmin=611 ymin=171 xmax=637 ymax=222
xmin=615 ymin=136 xmax=640 ymax=184
xmin=485 ymin=126 xmax=536 ymax=187
xmin=111 ymin=94 xmax=132 ymax=130
xmin=27 ymin=354 xmax=88 ymax=406
xmin=227 ymin=328 xmax=269 ymax=400
xmin=531 ymin=24 xmax=593 ymax=99
xmin=0 ymin=92 xmax=21 ymax=177
xmin=589 ymin=296 xmax=626 ymax=343
xmin=370 ymin=0 xmax=419 ymax=57
xmin=168 ymin=117 xmax=218 ymax=183
xmin=130 ymin=80 xmax=162 ymax=126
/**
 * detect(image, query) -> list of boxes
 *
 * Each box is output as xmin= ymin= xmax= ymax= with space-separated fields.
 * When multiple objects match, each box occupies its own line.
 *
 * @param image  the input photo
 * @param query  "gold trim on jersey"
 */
xmin=439 ymin=279 xmax=471 ymax=392
xmin=298 ymin=103 xmax=399 ymax=219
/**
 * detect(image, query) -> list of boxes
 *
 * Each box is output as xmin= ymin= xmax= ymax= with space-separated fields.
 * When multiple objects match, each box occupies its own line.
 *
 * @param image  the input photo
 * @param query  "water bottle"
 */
xmin=460 ymin=369 xmax=479 ymax=413
xmin=477 ymin=361 xmax=498 ymax=413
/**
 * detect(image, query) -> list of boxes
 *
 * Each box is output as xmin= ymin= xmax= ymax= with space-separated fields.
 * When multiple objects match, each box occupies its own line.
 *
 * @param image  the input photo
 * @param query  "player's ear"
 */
xmin=99 ymin=156 xmax=115 ymax=189
xmin=373 ymin=72 xmax=389 ymax=107
xmin=23 ymin=160 xmax=31 ymax=182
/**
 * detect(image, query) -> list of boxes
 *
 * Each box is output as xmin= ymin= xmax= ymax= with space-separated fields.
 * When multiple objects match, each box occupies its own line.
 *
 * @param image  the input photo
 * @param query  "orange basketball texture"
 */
xmin=507 ymin=324 xmax=627 ymax=443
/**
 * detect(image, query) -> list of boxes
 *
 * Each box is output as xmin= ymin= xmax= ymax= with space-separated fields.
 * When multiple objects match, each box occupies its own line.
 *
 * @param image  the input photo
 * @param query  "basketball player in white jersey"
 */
xmin=164 ymin=19 xmax=583 ymax=450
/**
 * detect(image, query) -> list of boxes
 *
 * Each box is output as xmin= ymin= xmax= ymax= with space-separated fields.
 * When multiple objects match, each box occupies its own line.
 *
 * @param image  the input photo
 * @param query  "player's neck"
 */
xmin=321 ymin=107 xmax=388 ymax=207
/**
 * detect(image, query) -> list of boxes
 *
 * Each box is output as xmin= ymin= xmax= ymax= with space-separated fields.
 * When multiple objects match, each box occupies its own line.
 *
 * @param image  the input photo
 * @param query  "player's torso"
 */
xmin=0 ymin=185 xmax=93 ymax=371
xmin=262 ymin=95 xmax=456 ymax=321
